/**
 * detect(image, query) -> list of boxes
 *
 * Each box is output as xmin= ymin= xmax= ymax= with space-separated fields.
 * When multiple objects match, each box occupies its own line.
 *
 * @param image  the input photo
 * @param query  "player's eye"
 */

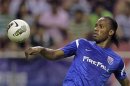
xmin=99 ymin=25 xmax=104 ymax=29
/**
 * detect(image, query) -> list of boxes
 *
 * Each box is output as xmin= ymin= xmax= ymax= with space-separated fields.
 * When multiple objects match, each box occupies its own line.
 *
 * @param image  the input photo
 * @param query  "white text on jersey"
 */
xmin=83 ymin=56 xmax=107 ymax=71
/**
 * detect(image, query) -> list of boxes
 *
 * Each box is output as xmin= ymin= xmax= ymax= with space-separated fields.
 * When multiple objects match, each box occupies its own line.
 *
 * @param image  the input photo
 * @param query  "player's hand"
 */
xmin=25 ymin=46 xmax=43 ymax=59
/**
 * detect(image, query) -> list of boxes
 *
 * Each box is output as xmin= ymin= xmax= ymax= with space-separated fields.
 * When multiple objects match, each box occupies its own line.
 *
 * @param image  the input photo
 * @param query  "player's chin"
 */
xmin=93 ymin=36 xmax=101 ymax=42
xmin=93 ymin=38 xmax=102 ymax=44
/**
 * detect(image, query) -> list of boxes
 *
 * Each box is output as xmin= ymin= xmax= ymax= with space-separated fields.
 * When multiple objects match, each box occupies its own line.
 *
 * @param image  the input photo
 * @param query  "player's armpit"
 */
xmin=118 ymin=77 xmax=130 ymax=86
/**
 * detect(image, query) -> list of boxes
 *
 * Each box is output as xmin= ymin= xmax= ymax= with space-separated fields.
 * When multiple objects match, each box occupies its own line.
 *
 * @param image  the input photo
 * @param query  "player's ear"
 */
xmin=109 ymin=30 xmax=114 ymax=36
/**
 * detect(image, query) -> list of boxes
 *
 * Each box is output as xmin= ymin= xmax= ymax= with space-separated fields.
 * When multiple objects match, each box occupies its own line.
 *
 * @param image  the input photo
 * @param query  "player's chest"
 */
xmin=75 ymin=47 xmax=116 ymax=72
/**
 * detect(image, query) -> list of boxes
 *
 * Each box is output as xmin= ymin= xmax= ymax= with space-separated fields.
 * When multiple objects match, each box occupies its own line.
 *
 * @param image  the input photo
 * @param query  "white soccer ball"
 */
xmin=7 ymin=19 xmax=30 ymax=42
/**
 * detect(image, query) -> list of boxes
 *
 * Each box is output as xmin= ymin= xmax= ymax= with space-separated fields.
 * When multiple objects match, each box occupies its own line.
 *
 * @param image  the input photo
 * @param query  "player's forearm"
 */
xmin=119 ymin=78 xmax=130 ymax=86
xmin=121 ymin=81 xmax=130 ymax=86
xmin=40 ymin=47 xmax=64 ymax=60
xmin=39 ymin=47 xmax=57 ymax=60
xmin=124 ymin=78 xmax=130 ymax=86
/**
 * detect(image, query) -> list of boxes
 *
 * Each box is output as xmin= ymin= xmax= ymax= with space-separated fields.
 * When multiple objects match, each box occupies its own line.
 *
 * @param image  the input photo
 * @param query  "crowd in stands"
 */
xmin=0 ymin=0 xmax=130 ymax=51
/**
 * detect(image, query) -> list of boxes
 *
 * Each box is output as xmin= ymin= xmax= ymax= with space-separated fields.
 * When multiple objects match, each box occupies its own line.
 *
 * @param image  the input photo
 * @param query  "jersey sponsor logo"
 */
xmin=83 ymin=56 xmax=108 ymax=71
xmin=107 ymin=56 xmax=114 ymax=65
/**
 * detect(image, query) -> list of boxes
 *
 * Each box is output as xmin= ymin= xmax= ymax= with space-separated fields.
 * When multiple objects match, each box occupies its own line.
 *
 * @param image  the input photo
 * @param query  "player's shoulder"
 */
xmin=109 ymin=50 xmax=123 ymax=62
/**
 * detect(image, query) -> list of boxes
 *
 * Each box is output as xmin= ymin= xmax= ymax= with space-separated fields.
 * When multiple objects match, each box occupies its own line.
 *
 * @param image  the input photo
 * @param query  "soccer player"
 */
xmin=25 ymin=17 xmax=130 ymax=86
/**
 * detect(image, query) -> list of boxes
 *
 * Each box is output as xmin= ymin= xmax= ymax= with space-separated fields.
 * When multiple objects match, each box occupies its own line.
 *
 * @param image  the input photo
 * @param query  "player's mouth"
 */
xmin=93 ymin=32 xmax=98 ymax=37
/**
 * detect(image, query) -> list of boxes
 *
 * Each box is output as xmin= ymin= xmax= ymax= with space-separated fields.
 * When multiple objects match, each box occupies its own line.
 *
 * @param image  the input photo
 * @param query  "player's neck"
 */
xmin=97 ymin=38 xmax=112 ymax=48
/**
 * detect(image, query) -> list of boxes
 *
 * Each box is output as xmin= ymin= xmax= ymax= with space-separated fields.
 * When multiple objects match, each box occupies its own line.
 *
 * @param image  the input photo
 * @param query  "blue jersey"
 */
xmin=60 ymin=38 xmax=127 ymax=86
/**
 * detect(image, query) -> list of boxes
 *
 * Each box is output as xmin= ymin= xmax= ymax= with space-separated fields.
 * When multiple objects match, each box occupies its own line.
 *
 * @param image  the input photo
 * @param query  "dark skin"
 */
xmin=93 ymin=17 xmax=114 ymax=48
xmin=25 ymin=17 xmax=130 ymax=86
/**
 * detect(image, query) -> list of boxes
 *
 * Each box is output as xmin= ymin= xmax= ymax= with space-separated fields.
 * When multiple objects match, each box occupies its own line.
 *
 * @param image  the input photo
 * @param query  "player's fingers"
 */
xmin=26 ymin=47 xmax=33 ymax=55
xmin=28 ymin=47 xmax=39 ymax=55
xmin=25 ymin=48 xmax=35 ymax=58
xmin=25 ymin=52 xmax=28 ymax=58
xmin=25 ymin=47 xmax=32 ymax=59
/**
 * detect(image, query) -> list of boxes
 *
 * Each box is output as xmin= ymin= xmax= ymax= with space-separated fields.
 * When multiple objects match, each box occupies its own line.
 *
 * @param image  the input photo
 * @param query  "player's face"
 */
xmin=93 ymin=18 xmax=111 ymax=43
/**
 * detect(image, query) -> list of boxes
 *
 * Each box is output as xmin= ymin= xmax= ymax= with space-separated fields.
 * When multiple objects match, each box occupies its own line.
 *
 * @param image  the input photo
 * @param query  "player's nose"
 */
xmin=94 ymin=26 xmax=100 ymax=31
xmin=94 ymin=27 xmax=99 ymax=33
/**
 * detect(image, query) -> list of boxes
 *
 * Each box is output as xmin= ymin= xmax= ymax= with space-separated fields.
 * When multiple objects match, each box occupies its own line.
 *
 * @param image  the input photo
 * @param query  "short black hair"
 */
xmin=102 ymin=16 xmax=119 ymax=47
xmin=103 ymin=16 xmax=118 ymax=31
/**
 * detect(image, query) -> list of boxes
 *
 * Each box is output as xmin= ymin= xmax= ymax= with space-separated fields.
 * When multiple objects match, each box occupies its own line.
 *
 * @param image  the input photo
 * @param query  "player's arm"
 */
xmin=114 ymin=59 xmax=130 ymax=86
xmin=25 ymin=46 xmax=65 ymax=60
xmin=118 ymin=77 xmax=130 ymax=86
xmin=25 ymin=39 xmax=79 ymax=60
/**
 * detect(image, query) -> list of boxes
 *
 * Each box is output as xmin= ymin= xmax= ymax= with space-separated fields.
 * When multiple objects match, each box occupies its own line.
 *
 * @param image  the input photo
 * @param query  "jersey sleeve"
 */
xmin=60 ymin=39 xmax=79 ymax=57
xmin=114 ymin=59 xmax=127 ymax=80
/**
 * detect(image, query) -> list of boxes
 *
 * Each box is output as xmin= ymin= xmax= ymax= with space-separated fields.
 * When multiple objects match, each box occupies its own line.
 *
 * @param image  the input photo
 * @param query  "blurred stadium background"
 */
xmin=0 ymin=0 xmax=130 ymax=86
